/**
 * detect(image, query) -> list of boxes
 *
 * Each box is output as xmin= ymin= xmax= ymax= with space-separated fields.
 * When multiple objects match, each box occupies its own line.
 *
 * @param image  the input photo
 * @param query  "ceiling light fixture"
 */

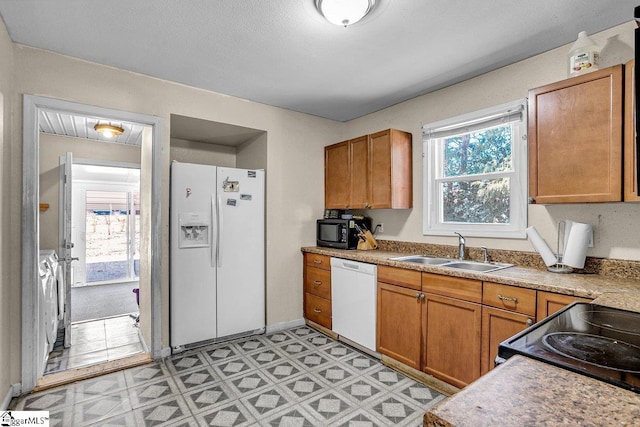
xmin=94 ymin=123 xmax=124 ymax=138
xmin=315 ymin=0 xmax=376 ymax=27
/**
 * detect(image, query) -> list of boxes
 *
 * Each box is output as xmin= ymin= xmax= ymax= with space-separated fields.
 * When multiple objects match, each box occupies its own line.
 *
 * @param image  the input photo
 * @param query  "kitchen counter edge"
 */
xmin=301 ymin=246 xmax=640 ymax=308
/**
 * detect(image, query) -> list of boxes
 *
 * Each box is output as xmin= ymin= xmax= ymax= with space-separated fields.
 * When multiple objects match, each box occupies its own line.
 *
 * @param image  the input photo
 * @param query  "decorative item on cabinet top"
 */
xmin=324 ymin=128 xmax=413 ymax=210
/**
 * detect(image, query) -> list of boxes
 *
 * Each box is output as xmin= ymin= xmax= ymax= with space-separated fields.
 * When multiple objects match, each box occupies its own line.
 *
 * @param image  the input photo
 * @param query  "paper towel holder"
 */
xmin=547 ymin=220 xmax=573 ymax=274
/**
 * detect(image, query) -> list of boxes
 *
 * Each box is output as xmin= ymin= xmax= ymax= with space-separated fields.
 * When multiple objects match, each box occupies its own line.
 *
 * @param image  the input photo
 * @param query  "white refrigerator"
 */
xmin=170 ymin=161 xmax=265 ymax=348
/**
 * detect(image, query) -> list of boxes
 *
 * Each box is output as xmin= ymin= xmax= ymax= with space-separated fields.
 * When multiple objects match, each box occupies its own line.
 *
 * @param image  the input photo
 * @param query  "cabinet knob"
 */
xmin=526 ymin=318 xmax=533 ymax=326
xmin=415 ymin=293 xmax=421 ymax=299
xmin=420 ymin=293 xmax=425 ymax=300
xmin=528 ymin=197 xmax=536 ymax=204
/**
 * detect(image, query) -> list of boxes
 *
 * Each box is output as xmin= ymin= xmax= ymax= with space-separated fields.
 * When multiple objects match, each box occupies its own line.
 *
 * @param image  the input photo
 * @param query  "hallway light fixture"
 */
xmin=315 ymin=0 xmax=376 ymax=27
xmin=94 ymin=123 xmax=124 ymax=138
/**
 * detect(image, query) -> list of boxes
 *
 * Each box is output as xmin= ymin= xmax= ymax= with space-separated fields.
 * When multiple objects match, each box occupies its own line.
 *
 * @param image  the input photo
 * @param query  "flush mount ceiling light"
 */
xmin=315 ymin=0 xmax=376 ymax=27
xmin=94 ymin=123 xmax=124 ymax=138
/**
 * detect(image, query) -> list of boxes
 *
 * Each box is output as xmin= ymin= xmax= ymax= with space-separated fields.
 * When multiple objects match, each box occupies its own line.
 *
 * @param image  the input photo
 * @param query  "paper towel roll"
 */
xmin=526 ymin=227 xmax=557 ymax=267
xmin=563 ymin=222 xmax=592 ymax=269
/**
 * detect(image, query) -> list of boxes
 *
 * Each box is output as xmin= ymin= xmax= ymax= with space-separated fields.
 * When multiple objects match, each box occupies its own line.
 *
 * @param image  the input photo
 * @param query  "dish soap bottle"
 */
xmin=568 ymin=31 xmax=600 ymax=77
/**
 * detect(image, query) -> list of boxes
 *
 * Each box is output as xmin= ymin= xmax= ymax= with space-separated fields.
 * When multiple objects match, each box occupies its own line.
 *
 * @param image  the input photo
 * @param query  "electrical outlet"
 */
xmin=377 ymin=223 xmax=384 ymax=233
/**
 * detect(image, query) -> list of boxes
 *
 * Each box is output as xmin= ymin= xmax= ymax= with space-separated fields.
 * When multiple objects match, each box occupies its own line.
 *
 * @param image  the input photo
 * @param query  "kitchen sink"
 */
xmin=442 ymin=261 xmax=513 ymax=273
xmin=390 ymin=256 xmax=513 ymax=272
xmin=389 ymin=255 xmax=452 ymax=265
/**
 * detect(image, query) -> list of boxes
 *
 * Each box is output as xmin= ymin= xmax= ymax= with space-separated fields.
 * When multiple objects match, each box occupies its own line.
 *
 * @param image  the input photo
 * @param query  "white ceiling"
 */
xmin=0 ymin=1 xmax=637 ymax=122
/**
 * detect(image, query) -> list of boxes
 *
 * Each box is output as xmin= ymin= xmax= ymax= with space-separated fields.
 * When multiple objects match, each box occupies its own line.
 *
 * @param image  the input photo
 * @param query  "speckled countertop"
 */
xmin=301 ymin=244 xmax=640 ymax=426
xmin=422 ymin=356 xmax=640 ymax=427
xmin=301 ymin=246 xmax=640 ymax=308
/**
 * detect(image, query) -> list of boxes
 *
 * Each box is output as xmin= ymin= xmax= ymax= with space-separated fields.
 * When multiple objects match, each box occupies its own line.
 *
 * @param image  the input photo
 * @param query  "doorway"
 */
xmin=22 ymin=95 xmax=162 ymax=393
xmin=42 ymin=162 xmax=146 ymax=377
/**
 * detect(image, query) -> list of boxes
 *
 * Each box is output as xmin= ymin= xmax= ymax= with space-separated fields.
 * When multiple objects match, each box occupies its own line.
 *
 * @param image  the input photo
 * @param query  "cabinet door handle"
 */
xmin=528 ymin=197 xmax=536 ymax=204
xmin=415 ymin=293 xmax=421 ymax=299
xmin=498 ymin=294 xmax=518 ymax=303
xmin=313 ymin=280 xmax=322 ymax=285
xmin=420 ymin=293 xmax=425 ymax=300
xmin=526 ymin=318 xmax=533 ymax=326
xmin=313 ymin=259 xmax=322 ymax=264
xmin=313 ymin=308 xmax=322 ymax=313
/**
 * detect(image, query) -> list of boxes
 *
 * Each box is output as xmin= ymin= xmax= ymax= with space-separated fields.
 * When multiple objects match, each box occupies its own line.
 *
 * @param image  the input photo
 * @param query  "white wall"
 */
xmin=169 ymin=137 xmax=237 ymax=166
xmin=237 ymin=133 xmax=267 ymax=171
xmin=344 ymin=21 xmax=640 ymax=261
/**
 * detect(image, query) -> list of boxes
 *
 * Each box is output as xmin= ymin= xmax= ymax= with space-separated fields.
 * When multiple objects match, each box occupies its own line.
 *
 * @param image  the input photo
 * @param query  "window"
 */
xmin=423 ymin=99 xmax=527 ymax=238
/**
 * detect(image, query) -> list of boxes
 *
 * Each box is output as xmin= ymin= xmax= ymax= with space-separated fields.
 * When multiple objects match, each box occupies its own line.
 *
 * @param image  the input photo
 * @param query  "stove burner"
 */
xmin=578 ymin=311 xmax=640 ymax=335
xmin=543 ymin=332 xmax=640 ymax=373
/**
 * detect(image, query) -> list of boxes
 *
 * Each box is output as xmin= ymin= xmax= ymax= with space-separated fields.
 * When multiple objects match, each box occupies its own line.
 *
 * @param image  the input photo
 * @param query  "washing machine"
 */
xmin=40 ymin=250 xmax=65 ymax=322
xmin=39 ymin=250 xmax=59 ymax=353
xmin=37 ymin=257 xmax=52 ymax=376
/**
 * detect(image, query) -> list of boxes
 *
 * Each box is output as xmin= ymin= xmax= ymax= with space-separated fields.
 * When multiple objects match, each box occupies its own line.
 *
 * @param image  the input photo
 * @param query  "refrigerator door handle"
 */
xmin=217 ymin=194 xmax=223 ymax=268
xmin=211 ymin=195 xmax=217 ymax=268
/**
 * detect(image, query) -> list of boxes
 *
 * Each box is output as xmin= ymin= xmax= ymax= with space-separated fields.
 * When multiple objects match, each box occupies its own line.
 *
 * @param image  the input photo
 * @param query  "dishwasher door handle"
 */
xmin=341 ymin=262 xmax=361 ymax=270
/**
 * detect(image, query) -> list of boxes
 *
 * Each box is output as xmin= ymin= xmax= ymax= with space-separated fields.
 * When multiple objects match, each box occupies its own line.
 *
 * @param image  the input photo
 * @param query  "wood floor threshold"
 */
xmin=34 ymin=352 xmax=153 ymax=392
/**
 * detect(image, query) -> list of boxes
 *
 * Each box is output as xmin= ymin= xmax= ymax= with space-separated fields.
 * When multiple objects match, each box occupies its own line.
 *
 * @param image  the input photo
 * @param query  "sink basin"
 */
xmin=389 ymin=255 xmax=452 ymax=265
xmin=442 ymin=261 xmax=513 ymax=273
xmin=389 ymin=255 xmax=513 ymax=272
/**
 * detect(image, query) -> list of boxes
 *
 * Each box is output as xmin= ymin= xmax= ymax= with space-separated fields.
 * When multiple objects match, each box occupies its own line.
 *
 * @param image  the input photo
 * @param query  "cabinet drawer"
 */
xmin=422 ymin=273 xmax=482 ymax=303
xmin=304 ymin=267 xmax=331 ymax=300
xmin=537 ymin=291 xmax=592 ymax=320
xmin=483 ymin=282 xmax=536 ymax=316
xmin=378 ymin=265 xmax=421 ymax=291
xmin=305 ymin=253 xmax=331 ymax=270
xmin=305 ymin=293 xmax=332 ymax=329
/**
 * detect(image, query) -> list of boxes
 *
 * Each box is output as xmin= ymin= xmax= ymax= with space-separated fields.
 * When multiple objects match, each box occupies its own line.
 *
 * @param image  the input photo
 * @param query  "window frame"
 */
xmin=422 ymin=99 xmax=528 ymax=238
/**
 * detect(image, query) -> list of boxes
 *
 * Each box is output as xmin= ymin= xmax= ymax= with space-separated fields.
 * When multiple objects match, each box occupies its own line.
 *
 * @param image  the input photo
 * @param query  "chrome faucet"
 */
xmin=455 ymin=232 xmax=466 ymax=260
xmin=480 ymin=246 xmax=490 ymax=263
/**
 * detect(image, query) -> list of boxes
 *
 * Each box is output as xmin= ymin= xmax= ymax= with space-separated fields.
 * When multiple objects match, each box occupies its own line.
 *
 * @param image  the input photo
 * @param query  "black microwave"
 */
xmin=317 ymin=218 xmax=372 ymax=250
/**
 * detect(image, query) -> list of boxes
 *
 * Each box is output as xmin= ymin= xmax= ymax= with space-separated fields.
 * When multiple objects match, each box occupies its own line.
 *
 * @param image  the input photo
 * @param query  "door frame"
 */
xmin=22 ymin=95 xmax=163 ymax=393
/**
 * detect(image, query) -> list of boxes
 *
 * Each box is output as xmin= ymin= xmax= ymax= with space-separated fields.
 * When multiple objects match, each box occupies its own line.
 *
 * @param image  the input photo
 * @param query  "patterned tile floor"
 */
xmin=45 ymin=314 xmax=145 ymax=374
xmin=12 ymin=326 xmax=445 ymax=426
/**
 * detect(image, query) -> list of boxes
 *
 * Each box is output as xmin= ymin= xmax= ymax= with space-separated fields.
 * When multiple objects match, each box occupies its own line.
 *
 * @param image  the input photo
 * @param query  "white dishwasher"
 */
xmin=330 ymin=258 xmax=377 ymax=353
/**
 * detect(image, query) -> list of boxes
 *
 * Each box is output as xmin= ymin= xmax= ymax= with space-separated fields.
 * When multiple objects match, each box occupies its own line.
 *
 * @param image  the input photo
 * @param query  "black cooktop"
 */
xmin=498 ymin=302 xmax=640 ymax=393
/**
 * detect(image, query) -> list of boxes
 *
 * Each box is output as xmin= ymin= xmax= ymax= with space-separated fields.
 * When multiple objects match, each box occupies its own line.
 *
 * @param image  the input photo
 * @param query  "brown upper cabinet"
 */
xmin=325 ymin=141 xmax=351 ymax=209
xmin=624 ymin=60 xmax=640 ymax=202
xmin=324 ymin=129 xmax=413 ymax=209
xmin=528 ymin=64 xmax=623 ymax=203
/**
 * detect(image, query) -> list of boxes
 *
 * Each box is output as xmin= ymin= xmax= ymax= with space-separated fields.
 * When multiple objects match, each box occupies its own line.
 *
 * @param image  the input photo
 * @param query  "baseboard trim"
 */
xmin=158 ymin=346 xmax=172 ymax=359
xmin=265 ymin=318 xmax=305 ymax=334
xmin=1 ymin=384 xmax=14 ymax=410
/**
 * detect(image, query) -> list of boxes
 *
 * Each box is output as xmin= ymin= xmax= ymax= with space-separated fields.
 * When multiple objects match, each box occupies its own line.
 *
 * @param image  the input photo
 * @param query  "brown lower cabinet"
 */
xmin=423 ymin=293 xmax=482 ymax=388
xmin=305 ymin=254 xmax=595 ymax=390
xmin=303 ymin=253 xmax=332 ymax=329
xmin=481 ymin=307 xmax=533 ymax=375
xmin=377 ymin=282 xmax=423 ymax=370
